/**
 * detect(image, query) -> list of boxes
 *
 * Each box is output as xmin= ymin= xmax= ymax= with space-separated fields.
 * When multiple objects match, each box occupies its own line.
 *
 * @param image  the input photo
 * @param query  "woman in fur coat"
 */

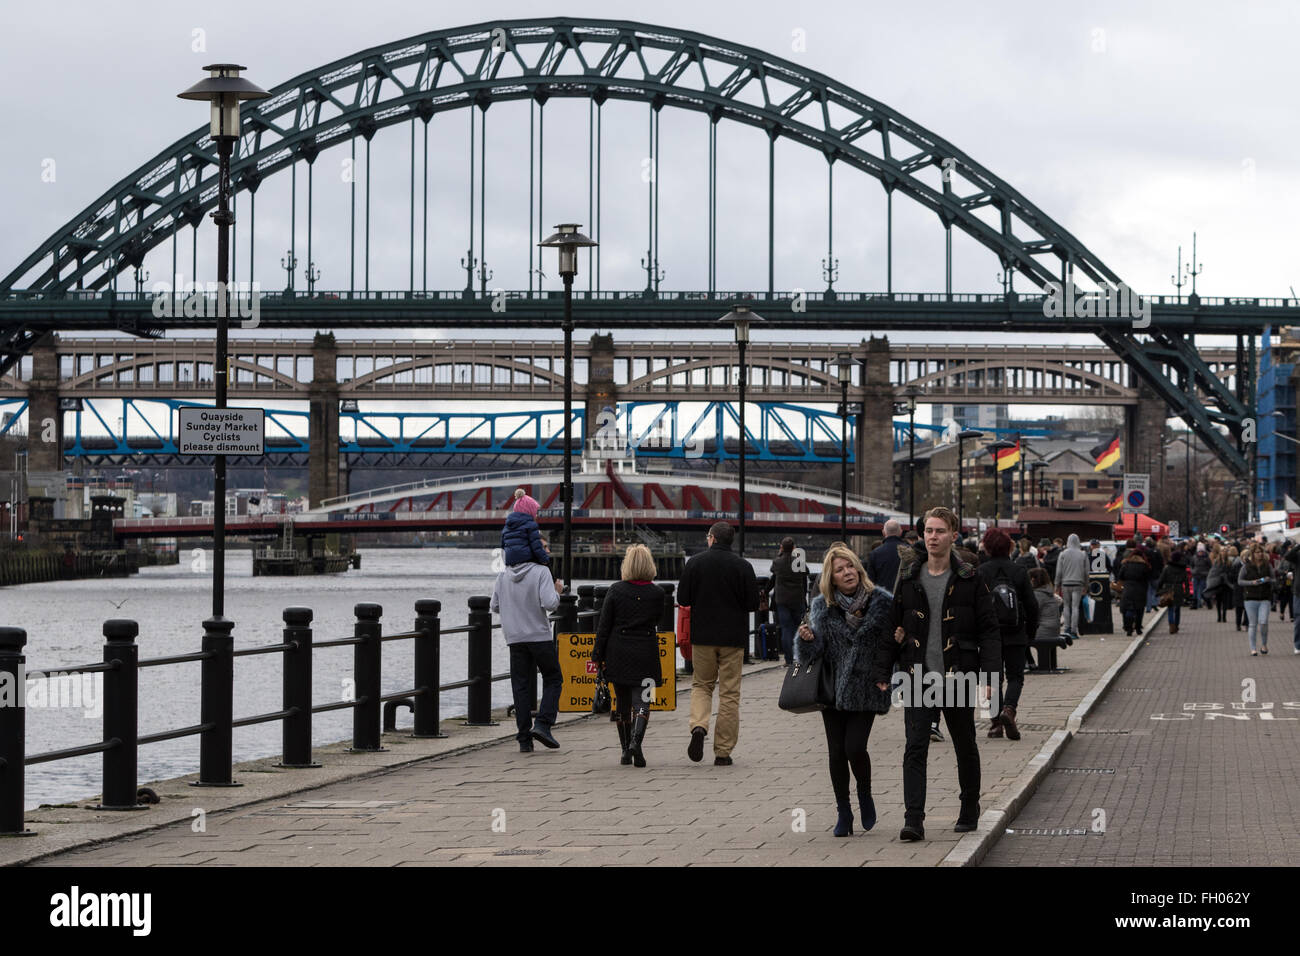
xmin=795 ymin=543 xmax=893 ymax=837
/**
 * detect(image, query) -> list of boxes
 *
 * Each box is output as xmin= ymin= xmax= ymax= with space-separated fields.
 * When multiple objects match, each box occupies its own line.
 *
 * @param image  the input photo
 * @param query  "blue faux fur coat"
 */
xmin=798 ymin=587 xmax=894 ymax=714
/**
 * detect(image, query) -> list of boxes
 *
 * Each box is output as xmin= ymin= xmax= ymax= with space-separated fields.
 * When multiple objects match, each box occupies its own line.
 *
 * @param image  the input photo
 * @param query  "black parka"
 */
xmin=677 ymin=543 xmax=760 ymax=647
xmin=977 ymin=556 xmax=1040 ymax=647
xmin=871 ymin=552 xmax=1001 ymax=685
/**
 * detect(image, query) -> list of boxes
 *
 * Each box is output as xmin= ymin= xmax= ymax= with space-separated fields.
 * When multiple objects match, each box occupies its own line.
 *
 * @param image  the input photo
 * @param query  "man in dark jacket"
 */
xmin=873 ymin=506 xmax=1000 ymax=841
xmin=677 ymin=521 xmax=760 ymax=766
xmin=867 ymin=520 xmax=905 ymax=591
xmin=976 ymin=527 xmax=1038 ymax=742
xmin=767 ymin=537 xmax=810 ymax=666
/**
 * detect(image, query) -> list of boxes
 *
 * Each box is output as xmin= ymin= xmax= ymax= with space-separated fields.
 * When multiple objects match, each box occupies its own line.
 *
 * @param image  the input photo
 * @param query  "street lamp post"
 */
xmin=720 ymin=306 xmax=764 ymax=554
xmin=538 ymin=224 xmax=597 ymax=589
xmin=837 ymin=351 xmax=851 ymax=541
xmin=956 ymin=429 xmax=984 ymax=534
xmin=904 ymin=385 xmax=920 ymax=532
xmin=986 ymin=440 xmax=1016 ymax=522
xmin=1029 ymin=460 xmax=1048 ymax=507
xmin=178 ymin=64 xmax=268 ymax=621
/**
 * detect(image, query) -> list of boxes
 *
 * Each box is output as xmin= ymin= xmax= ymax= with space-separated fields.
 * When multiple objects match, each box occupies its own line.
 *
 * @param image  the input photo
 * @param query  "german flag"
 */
xmin=1092 ymin=431 xmax=1121 ymax=472
xmin=1105 ymin=494 xmax=1123 ymax=512
xmin=995 ymin=436 xmax=1021 ymax=472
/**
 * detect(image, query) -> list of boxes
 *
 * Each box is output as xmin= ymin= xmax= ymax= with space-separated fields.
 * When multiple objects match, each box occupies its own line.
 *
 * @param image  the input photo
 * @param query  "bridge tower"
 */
xmin=26 ymin=333 xmax=62 ymax=473
xmin=585 ymin=333 xmax=618 ymax=447
xmin=308 ymin=332 xmax=341 ymax=508
xmin=856 ymin=336 xmax=895 ymax=510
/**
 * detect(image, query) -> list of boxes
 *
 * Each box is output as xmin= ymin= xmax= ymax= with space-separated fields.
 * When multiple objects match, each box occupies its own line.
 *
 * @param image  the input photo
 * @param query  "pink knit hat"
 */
xmin=512 ymin=488 xmax=539 ymax=518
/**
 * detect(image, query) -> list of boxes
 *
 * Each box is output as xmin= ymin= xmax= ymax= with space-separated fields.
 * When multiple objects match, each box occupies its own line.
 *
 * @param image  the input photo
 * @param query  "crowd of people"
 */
xmin=489 ymin=484 xmax=1296 ymax=839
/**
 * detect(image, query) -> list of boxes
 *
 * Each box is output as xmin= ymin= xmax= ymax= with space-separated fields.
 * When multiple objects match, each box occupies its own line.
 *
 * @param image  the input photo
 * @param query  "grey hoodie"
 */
xmin=490 ymin=563 xmax=560 ymax=645
xmin=1054 ymin=534 xmax=1089 ymax=587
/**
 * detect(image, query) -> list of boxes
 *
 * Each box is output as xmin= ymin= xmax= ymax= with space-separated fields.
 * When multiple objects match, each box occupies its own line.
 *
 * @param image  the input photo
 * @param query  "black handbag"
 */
xmin=778 ymin=654 xmax=836 ymax=714
xmin=591 ymin=672 xmax=611 ymax=715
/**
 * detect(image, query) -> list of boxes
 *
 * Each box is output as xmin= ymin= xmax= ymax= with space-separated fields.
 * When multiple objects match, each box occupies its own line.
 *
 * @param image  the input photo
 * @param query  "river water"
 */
xmin=8 ymin=547 xmax=772 ymax=809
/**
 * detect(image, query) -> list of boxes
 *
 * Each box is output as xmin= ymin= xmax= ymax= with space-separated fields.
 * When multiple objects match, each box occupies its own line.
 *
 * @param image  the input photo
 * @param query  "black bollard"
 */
xmin=412 ymin=600 xmax=446 ymax=738
xmin=351 ymin=604 xmax=385 ymax=752
xmin=576 ymin=584 xmax=595 ymax=617
xmin=280 ymin=607 xmax=318 ymax=768
xmin=658 ymin=582 xmax=677 ymax=632
xmin=755 ymin=575 xmax=773 ymax=660
xmin=554 ymin=592 xmax=579 ymax=637
xmin=194 ymin=617 xmax=240 ymax=788
xmin=464 ymin=596 xmax=496 ymax=726
xmin=100 ymin=619 xmax=142 ymax=810
xmin=0 ymin=627 xmax=29 ymax=835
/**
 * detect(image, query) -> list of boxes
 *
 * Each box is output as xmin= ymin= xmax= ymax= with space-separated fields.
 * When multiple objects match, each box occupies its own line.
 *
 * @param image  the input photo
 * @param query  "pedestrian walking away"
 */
xmin=1191 ymin=542 xmax=1211 ymax=610
xmin=1157 ymin=545 xmax=1189 ymax=634
xmin=677 ymin=521 xmax=759 ymax=765
xmin=591 ymin=544 xmax=666 ymax=768
xmin=796 ymin=543 xmax=893 ymax=836
xmin=873 ymin=506 xmax=1000 ymax=842
xmin=1116 ymin=545 xmax=1152 ymax=636
xmin=977 ymin=528 xmax=1038 ymax=742
xmin=867 ymin=519 xmax=906 ymax=593
xmin=1054 ymin=534 xmax=1088 ymax=639
xmin=491 ymin=534 xmax=564 ymax=752
xmin=768 ymin=536 xmax=811 ymax=666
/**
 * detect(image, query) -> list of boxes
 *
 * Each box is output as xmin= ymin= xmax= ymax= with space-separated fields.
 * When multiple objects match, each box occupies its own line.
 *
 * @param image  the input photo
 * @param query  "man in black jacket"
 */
xmin=873 ymin=506 xmax=1001 ymax=841
xmin=976 ymin=527 xmax=1038 ymax=742
xmin=767 ymin=537 xmax=810 ymax=666
xmin=867 ymin=519 xmax=905 ymax=591
xmin=677 ymin=521 xmax=760 ymax=766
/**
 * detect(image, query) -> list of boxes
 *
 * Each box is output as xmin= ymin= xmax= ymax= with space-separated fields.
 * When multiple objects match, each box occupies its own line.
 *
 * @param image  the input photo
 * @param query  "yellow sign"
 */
xmin=556 ymin=632 xmax=677 ymax=712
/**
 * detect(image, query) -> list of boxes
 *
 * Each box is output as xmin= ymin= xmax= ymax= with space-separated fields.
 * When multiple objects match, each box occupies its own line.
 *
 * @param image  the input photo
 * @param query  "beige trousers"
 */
xmin=689 ymin=645 xmax=744 ymax=756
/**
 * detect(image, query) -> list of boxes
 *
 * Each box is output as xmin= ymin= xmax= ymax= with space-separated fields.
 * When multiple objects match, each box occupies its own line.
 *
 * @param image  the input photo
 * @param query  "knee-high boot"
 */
xmin=628 ymin=709 xmax=649 ymax=768
xmin=615 ymin=718 xmax=632 ymax=765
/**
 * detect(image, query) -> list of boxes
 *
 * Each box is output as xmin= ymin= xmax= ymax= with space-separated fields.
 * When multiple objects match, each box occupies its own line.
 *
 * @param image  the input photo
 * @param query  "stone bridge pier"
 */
xmin=309 ymin=332 xmax=341 ymax=508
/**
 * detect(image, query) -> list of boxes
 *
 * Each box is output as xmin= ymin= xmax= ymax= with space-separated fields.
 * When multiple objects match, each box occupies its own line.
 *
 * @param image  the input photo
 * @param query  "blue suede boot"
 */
xmin=833 ymin=800 xmax=854 ymax=837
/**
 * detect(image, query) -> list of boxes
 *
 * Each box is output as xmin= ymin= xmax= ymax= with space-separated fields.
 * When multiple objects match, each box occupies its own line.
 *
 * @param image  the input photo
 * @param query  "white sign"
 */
xmin=179 ymin=407 xmax=265 ymax=455
xmin=1169 ymin=520 xmax=1180 ymax=538
xmin=1122 ymin=473 xmax=1150 ymax=515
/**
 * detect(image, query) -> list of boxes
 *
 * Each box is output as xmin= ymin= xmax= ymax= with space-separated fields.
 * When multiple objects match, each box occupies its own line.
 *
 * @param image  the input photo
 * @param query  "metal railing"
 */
xmin=0 ymin=596 xmax=514 ymax=834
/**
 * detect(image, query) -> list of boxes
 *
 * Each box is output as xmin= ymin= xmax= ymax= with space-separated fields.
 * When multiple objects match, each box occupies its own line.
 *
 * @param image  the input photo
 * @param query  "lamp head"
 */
xmin=537 ymin=223 xmax=597 ymax=278
xmin=178 ymin=64 xmax=269 ymax=140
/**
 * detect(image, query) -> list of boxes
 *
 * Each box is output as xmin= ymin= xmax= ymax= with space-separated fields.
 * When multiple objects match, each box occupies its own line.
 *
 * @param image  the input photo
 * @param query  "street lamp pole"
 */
xmin=956 ymin=429 xmax=984 ymax=535
xmin=987 ymin=439 xmax=1016 ymax=524
xmin=720 ymin=306 xmax=764 ymax=555
xmin=837 ymin=351 xmax=851 ymax=541
xmin=538 ymin=224 xmax=597 ymax=589
xmin=905 ymin=385 xmax=920 ymax=532
xmin=178 ymin=64 xmax=267 ymax=620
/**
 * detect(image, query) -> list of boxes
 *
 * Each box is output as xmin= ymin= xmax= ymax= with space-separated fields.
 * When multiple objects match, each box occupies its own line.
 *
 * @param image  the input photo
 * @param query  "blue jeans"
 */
xmin=1146 ymin=582 xmax=1157 ymax=612
xmin=776 ymin=603 xmax=802 ymax=664
xmin=509 ymin=640 xmax=562 ymax=741
xmin=1244 ymin=600 xmax=1270 ymax=652
xmin=1192 ymin=576 xmax=1206 ymax=608
xmin=1167 ymin=601 xmax=1181 ymax=629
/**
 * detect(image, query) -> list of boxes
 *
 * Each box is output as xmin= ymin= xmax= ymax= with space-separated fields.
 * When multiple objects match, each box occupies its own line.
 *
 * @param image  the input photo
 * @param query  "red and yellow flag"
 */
xmin=1105 ymin=494 xmax=1122 ymax=512
xmin=1092 ymin=431 xmax=1121 ymax=472
xmin=995 ymin=437 xmax=1021 ymax=472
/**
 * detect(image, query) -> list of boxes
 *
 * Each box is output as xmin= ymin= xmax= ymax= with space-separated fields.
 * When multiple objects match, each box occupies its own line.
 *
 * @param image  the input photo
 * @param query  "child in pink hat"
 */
xmin=502 ymin=488 xmax=551 ymax=567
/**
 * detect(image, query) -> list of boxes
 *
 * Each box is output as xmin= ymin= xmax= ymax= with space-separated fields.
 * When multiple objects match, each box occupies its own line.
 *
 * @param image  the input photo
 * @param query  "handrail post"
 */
xmin=576 ymin=584 xmax=595 ymax=618
xmin=280 ymin=607 xmax=319 ymax=768
xmin=755 ymin=575 xmax=772 ymax=660
xmin=351 ymin=603 xmax=385 ymax=752
xmin=593 ymin=585 xmax=609 ymax=618
xmin=465 ymin=596 xmax=496 ymax=726
xmin=194 ymin=616 xmax=240 ymax=788
xmin=413 ymin=599 xmax=446 ymax=738
xmin=100 ymin=619 xmax=141 ymax=810
xmin=0 ymin=627 xmax=30 ymax=835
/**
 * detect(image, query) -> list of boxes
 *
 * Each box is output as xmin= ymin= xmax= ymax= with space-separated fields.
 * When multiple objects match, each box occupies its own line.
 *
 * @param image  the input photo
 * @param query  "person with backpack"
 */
xmin=976 ymin=527 xmax=1038 ymax=741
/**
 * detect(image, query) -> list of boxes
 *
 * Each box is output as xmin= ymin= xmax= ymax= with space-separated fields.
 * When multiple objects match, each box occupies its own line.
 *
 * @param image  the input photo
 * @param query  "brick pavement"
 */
xmin=982 ymin=605 xmax=1300 ymax=866
xmin=32 ymin=631 xmax=1137 ymax=867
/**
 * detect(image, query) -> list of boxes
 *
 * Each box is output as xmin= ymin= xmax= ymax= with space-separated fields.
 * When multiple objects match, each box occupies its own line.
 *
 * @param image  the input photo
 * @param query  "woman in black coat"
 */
xmin=795 ymin=543 xmax=892 ymax=837
xmin=592 ymin=544 xmax=665 ymax=767
xmin=1116 ymin=548 xmax=1152 ymax=635
xmin=976 ymin=528 xmax=1039 ymax=741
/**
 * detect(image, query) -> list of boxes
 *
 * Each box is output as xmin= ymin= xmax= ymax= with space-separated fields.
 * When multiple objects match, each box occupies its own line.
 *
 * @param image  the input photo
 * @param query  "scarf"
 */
xmin=834 ymin=585 xmax=871 ymax=629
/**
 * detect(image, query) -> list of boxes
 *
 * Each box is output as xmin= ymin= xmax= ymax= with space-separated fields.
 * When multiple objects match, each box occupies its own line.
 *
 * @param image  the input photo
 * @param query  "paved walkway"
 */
xmin=983 ymin=606 xmax=1300 ymax=866
xmin=32 ymin=626 xmax=1137 ymax=867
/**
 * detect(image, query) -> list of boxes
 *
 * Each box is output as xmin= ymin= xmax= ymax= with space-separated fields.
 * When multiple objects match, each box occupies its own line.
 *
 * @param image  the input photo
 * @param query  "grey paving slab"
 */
xmin=981 ymin=605 xmax=1300 ymax=866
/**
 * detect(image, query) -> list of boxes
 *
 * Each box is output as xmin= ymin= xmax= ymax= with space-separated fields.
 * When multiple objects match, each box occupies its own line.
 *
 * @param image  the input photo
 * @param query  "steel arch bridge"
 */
xmin=0 ymin=17 xmax=1261 ymax=475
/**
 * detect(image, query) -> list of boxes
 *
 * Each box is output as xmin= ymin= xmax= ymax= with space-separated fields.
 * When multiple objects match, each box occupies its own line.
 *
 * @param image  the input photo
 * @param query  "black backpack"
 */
xmin=990 ymin=566 xmax=1022 ymax=631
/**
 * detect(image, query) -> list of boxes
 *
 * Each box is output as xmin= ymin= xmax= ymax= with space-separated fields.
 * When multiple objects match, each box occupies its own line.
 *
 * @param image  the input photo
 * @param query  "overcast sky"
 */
xmin=2 ymin=0 xmax=1296 ymax=433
